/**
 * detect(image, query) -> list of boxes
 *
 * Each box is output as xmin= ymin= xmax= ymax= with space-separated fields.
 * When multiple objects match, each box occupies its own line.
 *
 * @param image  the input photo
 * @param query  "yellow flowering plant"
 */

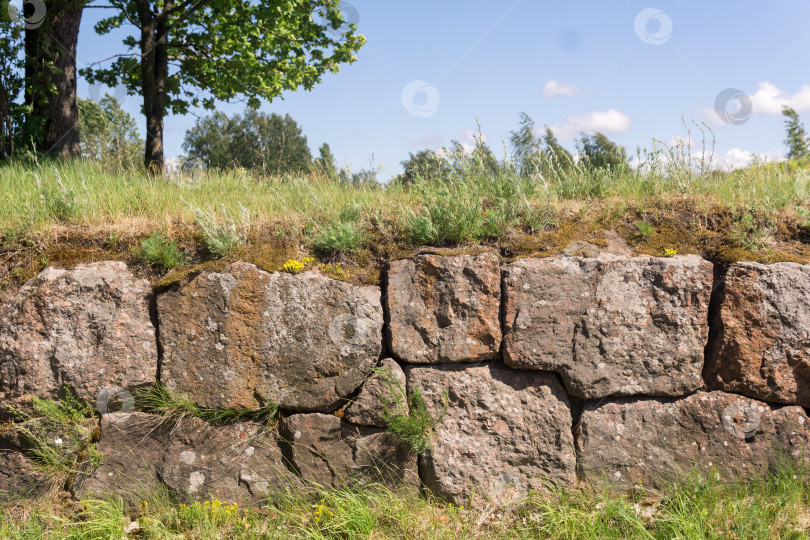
xmin=282 ymin=257 xmax=315 ymax=274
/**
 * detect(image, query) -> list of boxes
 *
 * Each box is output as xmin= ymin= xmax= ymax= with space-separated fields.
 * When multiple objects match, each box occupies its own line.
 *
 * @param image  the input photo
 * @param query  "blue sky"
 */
xmin=75 ymin=1 xmax=810 ymax=179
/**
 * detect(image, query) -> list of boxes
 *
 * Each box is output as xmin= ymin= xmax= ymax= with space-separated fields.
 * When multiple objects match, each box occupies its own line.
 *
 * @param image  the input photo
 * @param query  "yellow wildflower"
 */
xmin=283 ymin=259 xmax=305 ymax=274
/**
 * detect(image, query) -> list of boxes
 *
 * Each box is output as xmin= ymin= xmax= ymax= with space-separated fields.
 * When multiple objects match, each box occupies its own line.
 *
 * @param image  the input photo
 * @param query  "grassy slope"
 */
xmin=1 ymin=154 xmax=810 ymax=295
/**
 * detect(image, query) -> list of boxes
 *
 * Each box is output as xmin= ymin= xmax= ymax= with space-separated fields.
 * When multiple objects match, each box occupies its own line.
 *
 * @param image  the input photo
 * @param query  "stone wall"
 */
xmin=1 ymin=253 xmax=810 ymax=505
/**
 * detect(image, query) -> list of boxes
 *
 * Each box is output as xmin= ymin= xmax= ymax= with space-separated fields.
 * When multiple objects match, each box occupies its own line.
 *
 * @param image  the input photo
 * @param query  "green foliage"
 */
xmin=374 ymin=367 xmax=446 ymax=454
xmin=783 ymin=106 xmax=809 ymax=160
xmin=40 ymin=172 xmax=78 ymax=222
xmin=135 ymin=383 xmax=278 ymax=425
xmin=0 ymin=11 xmax=28 ymax=160
xmin=731 ymin=212 xmax=774 ymax=252
xmin=186 ymin=201 xmax=251 ymax=257
xmin=308 ymin=204 xmax=367 ymax=255
xmin=385 ymin=387 xmax=443 ymax=454
xmin=30 ymin=389 xmax=94 ymax=426
xmin=403 ymin=179 xmax=483 ymax=245
xmin=577 ymin=132 xmax=628 ymax=172
xmin=137 ymin=232 xmax=186 ymax=269
xmin=3 ymin=462 xmax=810 ymax=538
xmin=509 ymin=115 xmax=575 ymax=181
xmin=82 ymin=0 xmax=365 ymax=168
xmin=182 ymin=110 xmax=312 ymax=173
xmin=510 ymin=112 xmax=543 ymax=178
xmin=399 ymin=149 xmax=450 ymax=185
xmin=635 ymin=221 xmax=655 ymax=238
xmin=86 ymin=1 xmax=366 ymax=113
xmin=401 ymin=145 xmax=547 ymax=245
xmin=78 ymin=95 xmax=142 ymax=168
xmin=3 ymin=389 xmax=99 ymax=491
xmin=542 ymin=127 xmax=575 ymax=175
xmin=309 ymin=220 xmax=367 ymax=255
xmin=314 ymin=142 xmax=339 ymax=179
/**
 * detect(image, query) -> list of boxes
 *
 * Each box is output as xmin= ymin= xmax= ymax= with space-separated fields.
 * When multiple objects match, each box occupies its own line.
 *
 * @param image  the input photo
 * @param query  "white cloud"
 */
xmin=705 ymin=82 xmax=810 ymax=125
xmin=457 ymin=128 xmax=488 ymax=153
xmin=553 ymin=109 xmax=631 ymax=140
xmin=718 ymin=147 xmax=784 ymax=170
xmin=543 ymin=80 xmax=581 ymax=98
xmin=750 ymin=82 xmax=810 ymax=115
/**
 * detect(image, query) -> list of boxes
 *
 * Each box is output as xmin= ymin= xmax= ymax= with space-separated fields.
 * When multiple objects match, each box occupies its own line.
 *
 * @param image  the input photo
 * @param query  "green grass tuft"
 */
xmin=373 ymin=367 xmax=447 ymax=454
xmin=137 ymin=232 xmax=186 ymax=269
xmin=134 ymin=383 xmax=279 ymax=426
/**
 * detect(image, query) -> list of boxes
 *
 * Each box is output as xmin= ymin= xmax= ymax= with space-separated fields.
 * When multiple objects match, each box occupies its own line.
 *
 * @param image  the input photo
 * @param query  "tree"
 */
xmin=577 ymin=132 xmax=627 ymax=171
xmin=180 ymin=111 xmax=237 ymax=167
xmin=399 ymin=149 xmax=449 ymax=185
xmin=542 ymin=127 xmax=573 ymax=173
xmin=78 ymin=94 xmax=142 ymax=167
xmin=182 ymin=109 xmax=312 ymax=173
xmin=83 ymin=1 xmax=365 ymax=173
xmin=783 ymin=106 xmax=808 ymax=160
xmin=24 ymin=0 xmax=87 ymax=157
xmin=0 ymin=10 xmax=26 ymax=159
xmin=510 ymin=112 xmax=542 ymax=178
xmin=314 ymin=143 xmax=338 ymax=178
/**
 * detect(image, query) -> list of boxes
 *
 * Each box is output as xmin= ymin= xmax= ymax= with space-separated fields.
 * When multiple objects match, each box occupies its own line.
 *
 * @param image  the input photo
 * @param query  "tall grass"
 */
xmin=0 ymin=145 xmax=807 ymax=251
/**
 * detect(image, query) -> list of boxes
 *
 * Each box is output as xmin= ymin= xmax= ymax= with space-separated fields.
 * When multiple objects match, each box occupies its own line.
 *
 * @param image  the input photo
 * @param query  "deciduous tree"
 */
xmin=577 ymin=132 xmax=627 ymax=171
xmin=783 ymin=106 xmax=808 ymax=160
xmin=83 ymin=0 xmax=365 ymax=173
xmin=78 ymin=94 xmax=141 ymax=167
xmin=182 ymin=109 xmax=312 ymax=173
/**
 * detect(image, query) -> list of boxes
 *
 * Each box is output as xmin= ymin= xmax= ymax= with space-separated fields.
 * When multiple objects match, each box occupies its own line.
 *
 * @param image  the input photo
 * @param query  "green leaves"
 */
xmin=78 ymin=95 xmax=142 ymax=168
xmin=83 ymin=1 xmax=366 ymax=117
xmin=182 ymin=109 xmax=312 ymax=173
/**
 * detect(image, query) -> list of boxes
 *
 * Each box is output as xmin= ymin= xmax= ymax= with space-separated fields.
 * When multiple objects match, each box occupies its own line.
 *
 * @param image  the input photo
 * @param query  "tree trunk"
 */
xmin=26 ymin=1 xmax=85 ymax=157
xmin=138 ymin=0 xmax=172 ymax=174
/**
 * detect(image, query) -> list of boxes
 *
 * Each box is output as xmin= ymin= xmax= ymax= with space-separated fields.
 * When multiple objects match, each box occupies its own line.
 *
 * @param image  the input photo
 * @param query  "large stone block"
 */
xmin=343 ymin=358 xmax=408 ymax=428
xmin=576 ymin=391 xmax=810 ymax=489
xmin=76 ymin=413 xmax=172 ymax=501
xmin=705 ymin=262 xmax=810 ymax=407
xmin=0 ymin=262 xmax=157 ymax=405
xmin=158 ymin=263 xmax=383 ymax=412
xmin=386 ymin=253 xmax=501 ymax=364
xmin=0 ymin=426 xmax=47 ymax=499
xmin=77 ymin=412 xmax=300 ymax=505
xmin=503 ymin=255 xmax=712 ymax=398
xmin=160 ymin=418 xmax=300 ymax=503
xmin=407 ymin=363 xmax=575 ymax=505
xmin=279 ymin=413 xmax=418 ymax=488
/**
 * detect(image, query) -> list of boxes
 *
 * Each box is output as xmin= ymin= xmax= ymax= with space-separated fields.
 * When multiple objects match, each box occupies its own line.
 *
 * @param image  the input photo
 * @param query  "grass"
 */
xmin=2 ymin=464 xmax=810 ymax=538
xmin=2 ymin=390 xmax=100 ymax=494
xmin=1 ymin=137 xmax=810 ymax=293
xmin=134 ymin=383 xmax=279 ymax=426
xmin=373 ymin=367 xmax=447 ymax=454
xmin=186 ymin=201 xmax=251 ymax=256
xmin=137 ymin=232 xmax=186 ymax=269
xmin=0 ymin=144 xmax=807 ymax=246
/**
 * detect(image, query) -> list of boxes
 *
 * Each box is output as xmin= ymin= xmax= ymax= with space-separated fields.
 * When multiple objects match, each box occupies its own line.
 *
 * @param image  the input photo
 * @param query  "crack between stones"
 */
xmin=702 ymin=261 xmax=728 ymax=391
xmin=148 ymin=290 xmax=164 ymax=384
